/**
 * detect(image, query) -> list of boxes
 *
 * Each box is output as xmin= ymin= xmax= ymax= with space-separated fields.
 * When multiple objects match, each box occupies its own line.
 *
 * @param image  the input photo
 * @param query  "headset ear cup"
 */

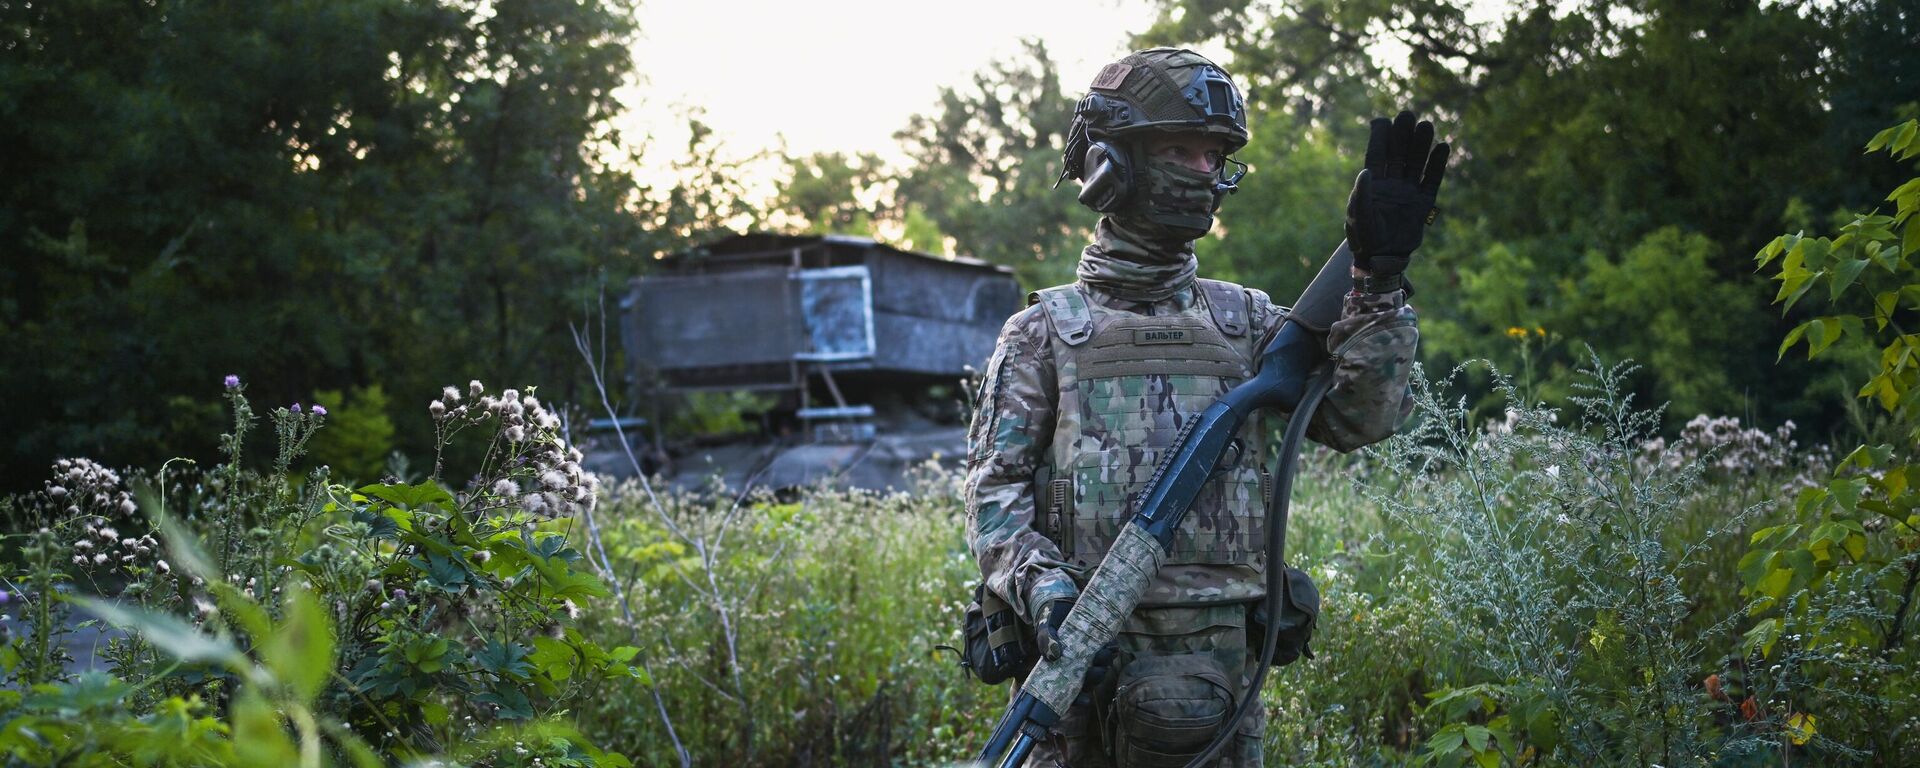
xmin=1076 ymin=141 xmax=1132 ymax=213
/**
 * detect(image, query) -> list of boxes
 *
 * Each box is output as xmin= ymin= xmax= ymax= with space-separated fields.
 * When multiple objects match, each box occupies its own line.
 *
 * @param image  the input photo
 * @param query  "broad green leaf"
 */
xmin=1831 ymin=258 xmax=1870 ymax=299
xmin=476 ymin=640 xmax=534 ymax=680
xmin=528 ymin=552 xmax=611 ymax=601
xmin=1896 ymin=121 xmax=1919 ymax=158
xmin=529 ymin=636 xmax=577 ymax=682
xmin=1783 ymin=276 xmax=1818 ymax=312
xmin=1841 ymin=444 xmax=1877 ymax=469
xmin=1843 ymin=532 xmax=1868 ymax=561
xmin=1783 ymin=548 xmax=1818 ymax=586
xmin=74 ymin=597 xmax=247 ymax=672
xmin=1828 ymin=477 xmax=1865 ymax=511
xmin=1795 ymin=486 xmax=1829 ymax=517
xmin=1738 ymin=549 xmax=1777 ymax=589
xmin=360 ymin=481 xmax=455 ymax=510
xmin=261 ymin=587 xmax=334 ymax=703
xmin=1778 ymin=322 xmax=1808 ymax=361
xmin=1743 ymin=618 xmax=1782 ymax=657
xmin=1807 ymin=316 xmax=1845 ymax=358
xmin=1464 ymin=725 xmax=1491 ymax=753
xmin=1809 ymin=535 xmax=1834 ymax=564
xmin=1867 ymin=122 xmax=1904 ymax=152
xmin=1859 ymin=372 xmax=1901 ymax=411
xmin=1757 ymin=567 xmax=1794 ymax=604
xmin=1905 ymin=218 xmax=1920 ymax=257
xmin=1425 ymin=726 xmax=1466 ymax=756
xmin=474 ymin=685 xmax=536 ymax=720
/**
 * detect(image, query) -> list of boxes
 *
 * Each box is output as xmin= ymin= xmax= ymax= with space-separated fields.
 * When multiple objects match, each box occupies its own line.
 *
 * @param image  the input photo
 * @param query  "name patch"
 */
xmin=1135 ymin=329 xmax=1192 ymax=345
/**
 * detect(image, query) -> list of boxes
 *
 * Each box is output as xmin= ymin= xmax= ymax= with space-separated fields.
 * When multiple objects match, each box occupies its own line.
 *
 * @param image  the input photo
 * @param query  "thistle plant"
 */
xmin=0 ymin=376 xmax=634 ymax=767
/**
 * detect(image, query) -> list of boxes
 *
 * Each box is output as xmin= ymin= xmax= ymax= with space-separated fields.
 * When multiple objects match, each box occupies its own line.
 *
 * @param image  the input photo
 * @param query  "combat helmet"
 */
xmin=1059 ymin=48 xmax=1250 ymax=214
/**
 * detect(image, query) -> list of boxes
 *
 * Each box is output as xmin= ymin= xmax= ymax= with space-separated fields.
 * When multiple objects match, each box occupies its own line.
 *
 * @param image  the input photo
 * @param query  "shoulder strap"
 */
xmin=1196 ymin=278 xmax=1249 ymax=337
xmin=1029 ymin=285 xmax=1094 ymax=346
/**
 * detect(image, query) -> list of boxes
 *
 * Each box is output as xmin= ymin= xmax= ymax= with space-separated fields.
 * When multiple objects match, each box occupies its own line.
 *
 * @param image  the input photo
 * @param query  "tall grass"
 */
xmin=574 ymin=464 xmax=999 ymax=766
xmin=573 ymin=356 xmax=1916 ymax=765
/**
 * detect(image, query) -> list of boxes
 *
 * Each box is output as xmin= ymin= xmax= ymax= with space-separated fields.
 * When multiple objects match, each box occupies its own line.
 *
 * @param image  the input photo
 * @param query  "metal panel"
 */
xmin=794 ymin=266 xmax=874 ymax=362
xmin=632 ymin=270 xmax=801 ymax=370
xmin=872 ymin=312 xmax=1001 ymax=376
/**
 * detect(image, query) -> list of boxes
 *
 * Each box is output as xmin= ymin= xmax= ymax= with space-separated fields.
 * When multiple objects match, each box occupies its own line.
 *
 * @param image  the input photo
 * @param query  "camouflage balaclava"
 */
xmin=1059 ymin=48 xmax=1249 ymax=302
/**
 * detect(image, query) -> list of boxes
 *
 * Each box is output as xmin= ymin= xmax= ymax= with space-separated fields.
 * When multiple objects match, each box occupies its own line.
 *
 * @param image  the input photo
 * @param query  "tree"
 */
xmin=1138 ymin=0 xmax=1919 ymax=429
xmin=0 ymin=0 xmax=655 ymax=491
xmin=891 ymin=39 xmax=1096 ymax=288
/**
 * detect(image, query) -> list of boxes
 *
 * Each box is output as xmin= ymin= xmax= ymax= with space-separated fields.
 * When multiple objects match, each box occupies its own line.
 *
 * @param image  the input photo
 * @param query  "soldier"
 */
xmin=964 ymin=48 xmax=1445 ymax=767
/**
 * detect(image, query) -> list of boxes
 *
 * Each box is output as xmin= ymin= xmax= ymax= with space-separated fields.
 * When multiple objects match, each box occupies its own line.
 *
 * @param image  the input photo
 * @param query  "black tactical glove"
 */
xmin=1036 ymin=598 xmax=1074 ymax=661
xmin=1345 ymin=110 xmax=1451 ymax=292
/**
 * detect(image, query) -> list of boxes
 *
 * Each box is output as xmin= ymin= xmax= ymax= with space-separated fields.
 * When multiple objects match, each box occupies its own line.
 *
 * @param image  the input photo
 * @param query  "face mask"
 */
xmin=1118 ymin=156 xmax=1222 ymax=243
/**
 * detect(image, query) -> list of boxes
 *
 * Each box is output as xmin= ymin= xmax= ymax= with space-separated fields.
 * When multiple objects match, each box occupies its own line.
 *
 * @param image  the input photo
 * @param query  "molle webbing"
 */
xmin=1109 ymin=58 xmax=1195 ymax=129
xmin=1034 ymin=279 xmax=1271 ymax=581
xmin=1075 ymin=314 xmax=1247 ymax=380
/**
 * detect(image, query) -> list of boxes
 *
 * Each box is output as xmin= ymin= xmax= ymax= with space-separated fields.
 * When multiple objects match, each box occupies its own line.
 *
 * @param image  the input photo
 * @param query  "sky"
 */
xmin=614 ymin=0 xmax=1159 ymax=187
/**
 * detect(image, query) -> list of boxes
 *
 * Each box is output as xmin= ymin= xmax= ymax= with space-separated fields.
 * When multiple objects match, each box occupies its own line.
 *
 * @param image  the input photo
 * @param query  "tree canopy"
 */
xmin=0 ymin=0 xmax=670 ymax=489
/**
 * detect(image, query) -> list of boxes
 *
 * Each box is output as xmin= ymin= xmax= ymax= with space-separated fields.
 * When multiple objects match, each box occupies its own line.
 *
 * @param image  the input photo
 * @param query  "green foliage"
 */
xmin=1135 ymin=0 xmax=1916 ymax=432
xmin=1743 ymin=118 xmax=1920 ymax=759
xmin=572 ymin=468 xmax=1001 ymax=765
xmin=0 ymin=0 xmax=660 ymax=493
xmin=664 ymin=390 xmax=775 ymax=439
xmin=0 ymin=381 xmax=631 ymax=766
xmin=1195 ymin=123 xmax=1354 ymax=301
xmin=307 ymin=385 xmax=396 ymax=484
xmin=773 ymin=151 xmax=885 ymax=236
xmin=891 ymin=39 xmax=1097 ymax=288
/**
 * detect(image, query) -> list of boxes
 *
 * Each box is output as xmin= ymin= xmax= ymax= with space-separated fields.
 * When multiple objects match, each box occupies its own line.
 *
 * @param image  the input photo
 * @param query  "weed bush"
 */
xmin=0 ymin=380 xmax=632 ymax=766
xmin=571 ymin=464 xmax=998 ymax=766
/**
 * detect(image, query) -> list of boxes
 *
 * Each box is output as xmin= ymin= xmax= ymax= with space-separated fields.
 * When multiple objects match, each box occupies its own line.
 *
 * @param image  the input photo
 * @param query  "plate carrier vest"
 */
xmin=1031 ymin=278 xmax=1274 ymax=606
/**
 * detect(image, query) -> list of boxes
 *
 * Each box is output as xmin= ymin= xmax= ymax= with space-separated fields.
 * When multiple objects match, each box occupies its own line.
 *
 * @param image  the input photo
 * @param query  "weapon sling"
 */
xmin=976 ymin=243 xmax=1358 ymax=768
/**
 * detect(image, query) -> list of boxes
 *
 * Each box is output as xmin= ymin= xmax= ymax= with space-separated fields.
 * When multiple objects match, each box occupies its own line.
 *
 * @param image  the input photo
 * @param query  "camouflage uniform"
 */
xmin=964 ymin=222 xmax=1418 ymax=766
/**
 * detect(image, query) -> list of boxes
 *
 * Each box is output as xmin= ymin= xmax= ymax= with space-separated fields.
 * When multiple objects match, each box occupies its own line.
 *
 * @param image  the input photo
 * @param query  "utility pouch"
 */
xmin=1110 ymin=654 xmax=1234 ymax=768
xmin=1249 ymin=566 xmax=1320 ymax=667
xmin=960 ymin=582 xmax=1034 ymax=685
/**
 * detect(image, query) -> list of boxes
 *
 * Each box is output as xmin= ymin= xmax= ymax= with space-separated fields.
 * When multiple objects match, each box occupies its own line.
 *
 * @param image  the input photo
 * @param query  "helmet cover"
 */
xmin=1059 ymin=48 xmax=1249 ymax=185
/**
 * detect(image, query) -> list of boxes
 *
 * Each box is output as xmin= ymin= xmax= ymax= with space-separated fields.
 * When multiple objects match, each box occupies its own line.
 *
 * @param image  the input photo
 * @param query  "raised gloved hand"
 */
xmin=1035 ymin=597 xmax=1075 ymax=661
xmin=1345 ymin=110 xmax=1450 ymax=292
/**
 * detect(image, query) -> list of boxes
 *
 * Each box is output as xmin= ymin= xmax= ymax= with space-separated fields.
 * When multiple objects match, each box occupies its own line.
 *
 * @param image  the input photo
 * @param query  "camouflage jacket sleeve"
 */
xmin=1252 ymin=288 xmax=1418 ymax=452
xmin=964 ymin=306 xmax=1080 ymax=625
